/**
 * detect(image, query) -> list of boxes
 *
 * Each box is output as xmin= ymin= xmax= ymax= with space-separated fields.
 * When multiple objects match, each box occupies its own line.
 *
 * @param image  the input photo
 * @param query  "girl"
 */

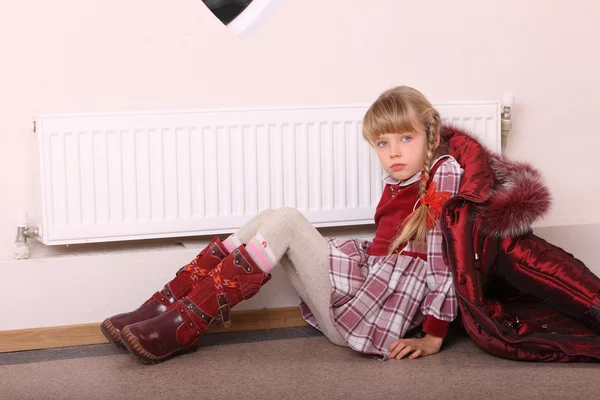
xmin=102 ymin=86 xmax=600 ymax=363
xmin=102 ymin=86 xmax=462 ymax=362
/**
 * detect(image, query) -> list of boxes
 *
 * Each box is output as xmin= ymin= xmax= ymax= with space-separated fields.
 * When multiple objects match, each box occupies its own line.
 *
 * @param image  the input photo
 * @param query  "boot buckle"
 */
xmin=209 ymin=316 xmax=222 ymax=327
xmin=216 ymin=293 xmax=232 ymax=328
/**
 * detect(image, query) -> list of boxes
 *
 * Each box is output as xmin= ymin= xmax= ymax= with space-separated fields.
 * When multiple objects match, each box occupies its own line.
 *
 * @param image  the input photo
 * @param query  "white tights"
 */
xmin=232 ymin=208 xmax=346 ymax=346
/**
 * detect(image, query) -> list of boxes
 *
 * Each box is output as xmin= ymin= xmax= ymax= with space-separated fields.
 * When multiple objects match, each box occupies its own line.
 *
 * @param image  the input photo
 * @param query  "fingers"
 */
xmin=389 ymin=340 xmax=409 ymax=359
xmin=389 ymin=342 xmax=403 ymax=358
xmin=395 ymin=345 xmax=413 ymax=360
xmin=389 ymin=338 xmax=425 ymax=360
xmin=390 ymin=340 xmax=414 ymax=359
xmin=409 ymin=349 xmax=422 ymax=359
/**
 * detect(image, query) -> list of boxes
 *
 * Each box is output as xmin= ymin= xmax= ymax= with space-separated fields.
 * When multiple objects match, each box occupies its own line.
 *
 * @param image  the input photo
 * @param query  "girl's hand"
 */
xmin=388 ymin=334 xmax=444 ymax=360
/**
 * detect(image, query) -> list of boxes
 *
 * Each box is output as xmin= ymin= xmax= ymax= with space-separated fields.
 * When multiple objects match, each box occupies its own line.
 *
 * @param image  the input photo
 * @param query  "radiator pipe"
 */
xmin=501 ymin=92 xmax=515 ymax=152
xmin=14 ymin=212 xmax=39 ymax=260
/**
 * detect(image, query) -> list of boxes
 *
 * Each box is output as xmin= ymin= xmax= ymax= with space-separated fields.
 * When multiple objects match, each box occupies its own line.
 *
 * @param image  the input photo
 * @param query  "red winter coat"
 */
xmin=441 ymin=126 xmax=600 ymax=362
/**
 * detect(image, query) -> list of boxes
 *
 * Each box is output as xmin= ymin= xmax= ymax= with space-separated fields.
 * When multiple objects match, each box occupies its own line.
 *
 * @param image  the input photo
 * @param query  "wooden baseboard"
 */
xmin=0 ymin=307 xmax=309 ymax=353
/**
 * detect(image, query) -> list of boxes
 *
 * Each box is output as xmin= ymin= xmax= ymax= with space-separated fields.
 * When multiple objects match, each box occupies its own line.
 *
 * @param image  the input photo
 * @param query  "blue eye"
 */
xmin=401 ymin=136 xmax=412 ymax=142
xmin=377 ymin=141 xmax=388 ymax=147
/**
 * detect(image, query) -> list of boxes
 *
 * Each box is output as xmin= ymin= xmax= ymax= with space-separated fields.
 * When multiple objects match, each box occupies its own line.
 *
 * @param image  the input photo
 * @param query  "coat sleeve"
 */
xmin=421 ymin=158 xmax=463 ymax=338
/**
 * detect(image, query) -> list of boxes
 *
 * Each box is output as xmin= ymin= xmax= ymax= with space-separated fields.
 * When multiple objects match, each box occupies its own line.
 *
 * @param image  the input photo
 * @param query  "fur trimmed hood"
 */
xmin=443 ymin=126 xmax=552 ymax=238
xmin=482 ymin=154 xmax=552 ymax=237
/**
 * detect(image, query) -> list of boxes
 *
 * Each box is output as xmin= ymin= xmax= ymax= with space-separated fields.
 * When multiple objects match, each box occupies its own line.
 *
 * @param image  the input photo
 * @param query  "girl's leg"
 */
xmin=101 ymin=236 xmax=229 ymax=348
xmin=279 ymin=255 xmax=347 ymax=346
xmin=120 ymin=207 xmax=346 ymax=362
xmin=243 ymin=207 xmax=346 ymax=346
xmin=222 ymin=209 xmax=274 ymax=252
xmin=103 ymin=211 xmax=274 ymax=349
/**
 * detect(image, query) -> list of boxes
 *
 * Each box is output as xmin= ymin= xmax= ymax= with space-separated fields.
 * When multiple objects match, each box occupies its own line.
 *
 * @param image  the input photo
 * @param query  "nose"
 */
xmin=389 ymin=142 xmax=401 ymax=158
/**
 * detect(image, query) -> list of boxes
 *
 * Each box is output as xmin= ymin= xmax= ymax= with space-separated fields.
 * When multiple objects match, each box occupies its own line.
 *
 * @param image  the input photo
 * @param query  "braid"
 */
xmin=388 ymin=110 xmax=441 ymax=254
xmin=419 ymin=120 xmax=438 ymax=197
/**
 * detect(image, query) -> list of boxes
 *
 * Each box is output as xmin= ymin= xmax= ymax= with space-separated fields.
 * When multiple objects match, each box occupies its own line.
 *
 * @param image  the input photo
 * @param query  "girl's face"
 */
xmin=373 ymin=131 xmax=427 ymax=182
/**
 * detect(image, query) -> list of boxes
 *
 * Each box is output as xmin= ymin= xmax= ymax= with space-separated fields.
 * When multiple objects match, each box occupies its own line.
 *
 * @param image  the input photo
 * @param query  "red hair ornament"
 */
xmin=419 ymin=180 xmax=451 ymax=230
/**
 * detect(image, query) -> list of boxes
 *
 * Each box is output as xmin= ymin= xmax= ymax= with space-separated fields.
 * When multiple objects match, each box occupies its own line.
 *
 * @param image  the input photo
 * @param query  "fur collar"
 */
xmin=443 ymin=126 xmax=552 ymax=238
xmin=482 ymin=153 xmax=552 ymax=237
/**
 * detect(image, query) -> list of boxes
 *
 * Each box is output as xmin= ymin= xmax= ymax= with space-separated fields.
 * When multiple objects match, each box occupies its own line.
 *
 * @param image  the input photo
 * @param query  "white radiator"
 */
xmin=36 ymin=102 xmax=500 ymax=245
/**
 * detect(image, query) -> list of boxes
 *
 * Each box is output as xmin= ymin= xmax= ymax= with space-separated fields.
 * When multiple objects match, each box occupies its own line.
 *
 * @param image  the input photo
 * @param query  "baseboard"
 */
xmin=0 ymin=307 xmax=309 ymax=353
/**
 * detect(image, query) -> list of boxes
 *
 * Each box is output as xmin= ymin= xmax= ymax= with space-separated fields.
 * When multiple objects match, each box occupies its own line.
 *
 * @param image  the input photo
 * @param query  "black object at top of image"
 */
xmin=203 ymin=0 xmax=254 ymax=25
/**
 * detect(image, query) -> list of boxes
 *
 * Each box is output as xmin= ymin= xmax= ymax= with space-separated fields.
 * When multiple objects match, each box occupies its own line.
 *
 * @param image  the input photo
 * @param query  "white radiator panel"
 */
xmin=37 ymin=103 xmax=500 ymax=245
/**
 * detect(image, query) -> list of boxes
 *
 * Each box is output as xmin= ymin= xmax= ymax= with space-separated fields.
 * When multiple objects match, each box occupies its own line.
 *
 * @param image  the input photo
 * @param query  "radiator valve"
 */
xmin=501 ymin=92 xmax=515 ymax=152
xmin=14 ymin=212 xmax=39 ymax=260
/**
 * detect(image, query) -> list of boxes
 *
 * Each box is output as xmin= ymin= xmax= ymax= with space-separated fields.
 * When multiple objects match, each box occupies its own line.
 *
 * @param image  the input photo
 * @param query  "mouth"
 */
xmin=390 ymin=163 xmax=406 ymax=171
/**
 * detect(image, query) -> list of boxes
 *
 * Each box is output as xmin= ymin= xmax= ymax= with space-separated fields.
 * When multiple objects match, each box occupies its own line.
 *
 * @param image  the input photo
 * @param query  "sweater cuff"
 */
xmin=422 ymin=315 xmax=450 ymax=338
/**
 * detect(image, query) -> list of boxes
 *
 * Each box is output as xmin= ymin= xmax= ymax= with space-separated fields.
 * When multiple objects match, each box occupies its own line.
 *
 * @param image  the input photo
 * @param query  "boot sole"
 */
xmin=120 ymin=326 xmax=199 ymax=364
xmin=100 ymin=319 xmax=126 ymax=350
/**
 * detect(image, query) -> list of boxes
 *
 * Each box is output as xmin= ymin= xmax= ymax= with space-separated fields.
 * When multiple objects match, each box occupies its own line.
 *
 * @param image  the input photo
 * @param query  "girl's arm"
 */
xmin=388 ymin=158 xmax=463 ymax=359
xmin=420 ymin=158 xmax=463 ymax=338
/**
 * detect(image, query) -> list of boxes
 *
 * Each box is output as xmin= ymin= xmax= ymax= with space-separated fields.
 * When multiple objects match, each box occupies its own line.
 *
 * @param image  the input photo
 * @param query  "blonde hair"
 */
xmin=363 ymin=86 xmax=446 ymax=254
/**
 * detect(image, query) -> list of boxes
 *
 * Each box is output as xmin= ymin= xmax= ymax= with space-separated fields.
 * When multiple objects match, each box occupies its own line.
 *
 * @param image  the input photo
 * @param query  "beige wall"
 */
xmin=1 ymin=0 xmax=599 ymax=330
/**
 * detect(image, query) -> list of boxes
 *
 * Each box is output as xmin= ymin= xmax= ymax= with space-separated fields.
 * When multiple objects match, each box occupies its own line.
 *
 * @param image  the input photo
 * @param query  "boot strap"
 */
xmin=152 ymin=290 xmax=174 ymax=306
xmin=180 ymin=298 xmax=217 ymax=326
xmin=211 ymin=253 xmax=269 ymax=329
xmin=213 ymin=262 xmax=233 ymax=328
xmin=162 ymin=285 xmax=178 ymax=304
xmin=216 ymin=293 xmax=232 ymax=328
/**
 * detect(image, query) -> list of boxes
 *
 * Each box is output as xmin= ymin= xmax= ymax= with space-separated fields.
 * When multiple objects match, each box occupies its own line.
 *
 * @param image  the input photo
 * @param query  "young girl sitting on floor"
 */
xmin=102 ymin=86 xmax=600 ymax=363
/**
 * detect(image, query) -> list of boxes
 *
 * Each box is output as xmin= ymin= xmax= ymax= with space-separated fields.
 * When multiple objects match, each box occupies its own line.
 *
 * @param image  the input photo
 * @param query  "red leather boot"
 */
xmin=120 ymin=245 xmax=271 ymax=363
xmin=100 ymin=237 xmax=229 ymax=348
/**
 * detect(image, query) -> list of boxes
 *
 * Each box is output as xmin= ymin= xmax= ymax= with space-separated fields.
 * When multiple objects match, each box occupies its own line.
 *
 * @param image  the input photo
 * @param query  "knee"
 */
xmin=255 ymin=209 xmax=275 ymax=219
xmin=274 ymin=207 xmax=307 ymax=223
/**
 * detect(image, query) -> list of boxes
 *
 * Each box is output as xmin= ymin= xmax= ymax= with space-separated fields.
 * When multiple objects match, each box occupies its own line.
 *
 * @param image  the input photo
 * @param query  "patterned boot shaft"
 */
xmin=121 ymin=245 xmax=271 ymax=363
xmin=100 ymin=237 xmax=228 ymax=348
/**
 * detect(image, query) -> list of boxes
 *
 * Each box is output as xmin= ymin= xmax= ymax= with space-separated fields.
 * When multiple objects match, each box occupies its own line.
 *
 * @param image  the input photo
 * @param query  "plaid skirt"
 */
xmin=300 ymin=237 xmax=430 ymax=360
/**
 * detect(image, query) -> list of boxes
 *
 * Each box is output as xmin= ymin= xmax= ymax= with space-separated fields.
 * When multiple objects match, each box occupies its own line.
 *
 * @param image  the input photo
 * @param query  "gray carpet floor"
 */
xmin=1 ymin=327 xmax=598 ymax=400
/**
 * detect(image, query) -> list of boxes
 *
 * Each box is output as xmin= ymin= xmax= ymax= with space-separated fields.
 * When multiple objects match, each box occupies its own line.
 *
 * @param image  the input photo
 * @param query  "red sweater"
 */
xmin=367 ymin=162 xmax=451 ymax=339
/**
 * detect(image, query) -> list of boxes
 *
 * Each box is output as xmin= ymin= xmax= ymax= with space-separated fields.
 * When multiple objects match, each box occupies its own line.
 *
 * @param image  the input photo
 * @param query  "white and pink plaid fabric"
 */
xmin=300 ymin=157 xmax=463 ymax=360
